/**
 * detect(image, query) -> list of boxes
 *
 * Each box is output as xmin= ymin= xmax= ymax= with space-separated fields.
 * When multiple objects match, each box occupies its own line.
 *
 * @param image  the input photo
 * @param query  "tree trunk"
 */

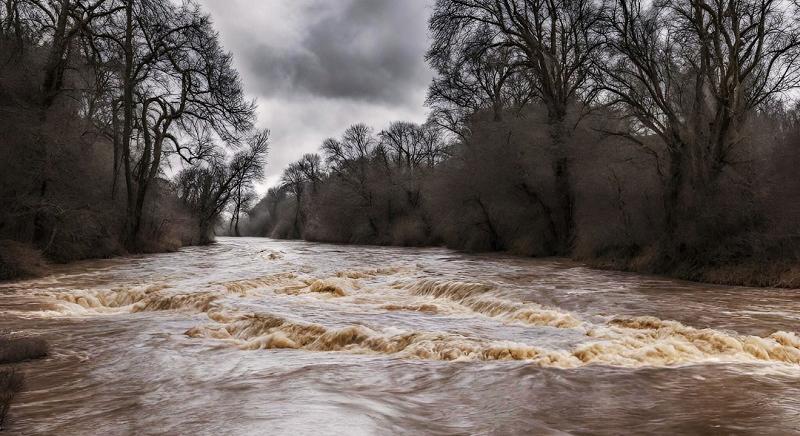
xmin=549 ymin=113 xmax=574 ymax=254
xmin=198 ymin=218 xmax=213 ymax=245
xmin=111 ymin=101 xmax=121 ymax=199
xmin=42 ymin=0 xmax=71 ymax=108
xmin=122 ymin=0 xmax=136 ymax=248
xmin=131 ymin=104 xmax=157 ymax=244
xmin=517 ymin=182 xmax=558 ymax=254
xmin=475 ymin=197 xmax=501 ymax=251
xmin=663 ymin=147 xmax=684 ymax=239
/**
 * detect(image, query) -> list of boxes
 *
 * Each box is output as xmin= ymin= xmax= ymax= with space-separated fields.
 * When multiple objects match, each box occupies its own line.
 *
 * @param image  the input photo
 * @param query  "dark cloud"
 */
xmin=206 ymin=0 xmax=431 ymax=105
xmin=199 ymin=0 xmax=433 ymax=189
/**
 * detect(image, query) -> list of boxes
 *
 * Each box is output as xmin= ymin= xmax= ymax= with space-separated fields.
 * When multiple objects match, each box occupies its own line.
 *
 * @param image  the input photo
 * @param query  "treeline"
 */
xmin=240 ymin=121 xmax=448 ymax=243
xmin=242 ymin=0 xmax=800 ymax=286
xmin=0 ymin=0 xmax=267 ymax=279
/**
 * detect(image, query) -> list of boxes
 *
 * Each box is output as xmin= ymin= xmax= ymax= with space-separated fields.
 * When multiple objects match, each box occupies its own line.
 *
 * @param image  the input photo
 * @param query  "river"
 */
xmin=1 ymin=237 xmax=799 ymax=435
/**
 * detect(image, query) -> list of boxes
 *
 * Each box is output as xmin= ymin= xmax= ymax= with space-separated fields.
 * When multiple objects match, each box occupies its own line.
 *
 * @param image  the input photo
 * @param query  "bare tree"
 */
xmin=417 ymin=121 xmax=450 ymax=167
xmin=429 ymin=0 xmax=605 ymax=251
xmin=426 ymin=22 xmax=532 ymax=135
xmin=79 ymin=0 xmax=256 ymax=246
xmin=279 ymin=153 xmax=325 ymax=235
xmin=176 ymin=129 xmax=268 ymax=243
xmin=228 ymin=187 xmax=255 ymax=237
xmin=380 ymin=121 xmax=425 ymax=169
xmin=297 ymin=153 xmax=324 ymax=192
xmin=600 ymin=0 xmax=800 ymax=234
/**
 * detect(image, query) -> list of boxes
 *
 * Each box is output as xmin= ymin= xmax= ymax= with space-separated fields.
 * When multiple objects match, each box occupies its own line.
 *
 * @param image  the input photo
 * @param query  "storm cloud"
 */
xmin=199 ymin=0 xmax=434 ymax=187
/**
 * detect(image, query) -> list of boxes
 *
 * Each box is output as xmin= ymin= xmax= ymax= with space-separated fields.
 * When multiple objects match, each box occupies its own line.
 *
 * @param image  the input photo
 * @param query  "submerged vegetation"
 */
xmin=0 ymin=334 xmax=48 ymax=430
xmin=0 ymin=367 xmax=23 ymax=431
xmin=0 ymin=0 xmax=268 ymax=279
xmin=241 ymin=0 xmax=800 ymax=287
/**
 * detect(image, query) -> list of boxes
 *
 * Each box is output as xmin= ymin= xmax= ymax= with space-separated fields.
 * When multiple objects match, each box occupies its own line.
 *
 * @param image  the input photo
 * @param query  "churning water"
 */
xmin=1 ymin=238 xmax=799 ymax=434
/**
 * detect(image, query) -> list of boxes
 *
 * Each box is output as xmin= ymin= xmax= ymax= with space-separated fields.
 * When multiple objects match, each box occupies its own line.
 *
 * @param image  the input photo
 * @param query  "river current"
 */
xmin=1 ymin=237 xmax=799 ymax=434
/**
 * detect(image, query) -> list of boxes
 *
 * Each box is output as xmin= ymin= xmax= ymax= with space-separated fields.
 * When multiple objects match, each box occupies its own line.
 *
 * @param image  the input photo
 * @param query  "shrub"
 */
xmin=0 ymin=336 xmax=49 ymax=364
xmin=0 ymin=241 xmax=46 ymax=281
xmin=390 ymin=215 xmax=428 ymax=246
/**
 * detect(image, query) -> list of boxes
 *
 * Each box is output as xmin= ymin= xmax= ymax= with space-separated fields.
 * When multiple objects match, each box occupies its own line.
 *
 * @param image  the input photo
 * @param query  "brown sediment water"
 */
xmin=1 ymin=238 xmax=799 ymax=434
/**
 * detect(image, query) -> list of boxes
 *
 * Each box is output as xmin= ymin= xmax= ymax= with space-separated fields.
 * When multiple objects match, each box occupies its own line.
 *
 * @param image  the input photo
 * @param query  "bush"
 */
xmin=0 ymin=241 xmax=46 ymax=281
xmin=0 ymin=336 xmax=49 ymax=364
xmin=390 ymin=215 xmax=429 ymax=246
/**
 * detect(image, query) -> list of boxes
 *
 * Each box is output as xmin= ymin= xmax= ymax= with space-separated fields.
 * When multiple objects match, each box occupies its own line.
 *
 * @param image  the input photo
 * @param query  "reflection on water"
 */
xmin=1 ymin=238 xmax=799 ymax=434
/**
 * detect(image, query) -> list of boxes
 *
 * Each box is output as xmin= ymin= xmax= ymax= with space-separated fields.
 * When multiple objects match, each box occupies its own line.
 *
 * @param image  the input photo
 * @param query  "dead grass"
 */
xmin=581 ymin=245 xmax=800 ymax=289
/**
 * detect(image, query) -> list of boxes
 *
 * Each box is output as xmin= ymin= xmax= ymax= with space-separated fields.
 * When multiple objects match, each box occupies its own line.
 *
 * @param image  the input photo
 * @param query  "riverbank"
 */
xmin=586 ymin=257 xmax=800 ymax=289
xmin=0 ymin=238 xmax=207 ymax=282
xmin=8 ymin=229 xmax=799 ymax=290
xmin=246 ymin=235 xmax=800 ymax=290
xmin=579 ymin=243 xmax=800 ymax=289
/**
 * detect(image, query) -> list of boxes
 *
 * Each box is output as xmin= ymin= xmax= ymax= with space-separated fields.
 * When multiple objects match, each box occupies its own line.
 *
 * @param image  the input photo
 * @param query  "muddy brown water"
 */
xmin=1 ymin=237 xmax=799 ymax=435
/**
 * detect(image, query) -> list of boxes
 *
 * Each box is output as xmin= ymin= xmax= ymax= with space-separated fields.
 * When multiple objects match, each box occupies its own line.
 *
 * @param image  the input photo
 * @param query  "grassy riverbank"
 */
xmin=584 ymin=252 xmax=800 ymax=289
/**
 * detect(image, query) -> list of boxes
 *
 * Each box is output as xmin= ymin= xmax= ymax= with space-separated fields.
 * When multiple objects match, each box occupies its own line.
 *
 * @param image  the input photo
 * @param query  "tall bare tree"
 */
xmin=426 ymin=23 xmax=532 ymax=135
xmin=79 ymin=0 xmax=255 ymax=246
xmin=600 ymin=0 xmax=800 ymax=234
xmin=429 ymin=0 xmax=605 ymax=251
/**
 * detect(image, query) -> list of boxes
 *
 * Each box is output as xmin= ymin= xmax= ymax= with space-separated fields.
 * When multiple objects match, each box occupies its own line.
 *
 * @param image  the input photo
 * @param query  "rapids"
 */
xmin=1 ymin=238 xmax=799 ymax=434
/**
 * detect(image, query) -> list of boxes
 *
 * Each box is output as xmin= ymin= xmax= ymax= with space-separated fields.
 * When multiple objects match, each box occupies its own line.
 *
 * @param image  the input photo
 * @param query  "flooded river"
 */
xmin=1 ymin=237 xmax=799 ymax=434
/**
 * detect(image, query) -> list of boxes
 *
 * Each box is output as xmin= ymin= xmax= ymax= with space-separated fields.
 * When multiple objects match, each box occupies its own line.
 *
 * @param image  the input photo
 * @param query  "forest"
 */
xmin=0 ymin=0 xmax=268 ymax=279
xmin=2 ymin=0 xmax=800 ymax=287
xmin=241 ymin=0 xmax=800 ymax=287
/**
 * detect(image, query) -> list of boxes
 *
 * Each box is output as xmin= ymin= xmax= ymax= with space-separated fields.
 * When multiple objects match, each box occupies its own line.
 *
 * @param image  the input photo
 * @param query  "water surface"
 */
xmin=2 ymin=238 xmax=799 ymax=434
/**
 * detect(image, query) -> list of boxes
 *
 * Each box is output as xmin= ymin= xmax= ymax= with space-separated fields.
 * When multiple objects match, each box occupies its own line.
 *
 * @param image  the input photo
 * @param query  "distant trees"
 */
xmin=243 ymin=121 xmax=447 ymax=245
xmin=176 ymin=129 xmax=269 ymax=243
xmin=380 ymin=121 xmax=447 ymax=169
xmin=279 ymin=154 xmax=317 ymax=237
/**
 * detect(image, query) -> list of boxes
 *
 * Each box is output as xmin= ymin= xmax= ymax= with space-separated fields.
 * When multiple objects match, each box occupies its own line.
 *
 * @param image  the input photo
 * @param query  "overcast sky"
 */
xmin=199 ymin=0 xmax=434 ymax=189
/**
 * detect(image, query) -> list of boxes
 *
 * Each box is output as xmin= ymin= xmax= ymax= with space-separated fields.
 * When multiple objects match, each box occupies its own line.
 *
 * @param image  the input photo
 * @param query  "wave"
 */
xmin=186 ymin=310 xmax=580 ymax=366
xmin=42 ymin=284 xmax=219 ymax=315
xmin=401 ymin=280 xmax=581 ymax=328
xmin=380 ymin=303 xmax=440 ymax=314
xmin=335 ymin=266 xmax=408 ymax=279
xmin=261 ymin=251 xmax=283 ymax=260
xmin=220 ymin=273 xmax=299 ymax=294
xmin=36 ymin=273 xmax=800 ymax=369
xmin=271 ymin=277 xmax=359 ymax=298
xmin=187 ymin=310 xmax=800 ymax=368
xmin=307 ymin=279 xmax=348 ymax=296
xmin=572 ymin=316 xmax=800 ymax=366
